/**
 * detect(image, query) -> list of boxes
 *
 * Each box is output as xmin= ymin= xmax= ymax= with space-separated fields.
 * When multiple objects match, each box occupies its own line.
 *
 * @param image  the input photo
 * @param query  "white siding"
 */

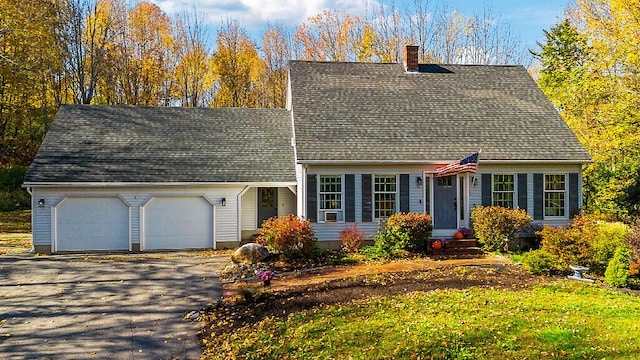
xmin=31 ymin=185 xmax=246 ymax=250
xmin=409 ymin=172 xmax=423 ymax=213
xmin=307 ymin=165 xmax=431 ymax=241
xmin=296 ymin=163 xmax=304 ymax=217
xmin=305 ymin=163 xmax=584 ymax=241
xmin=278 ymin=187 xmax=297 ymax=217
xmin=470 ymin=163 xmax=583 ymax=226
xmin=241 ymin=187 xmax=257 ymax=230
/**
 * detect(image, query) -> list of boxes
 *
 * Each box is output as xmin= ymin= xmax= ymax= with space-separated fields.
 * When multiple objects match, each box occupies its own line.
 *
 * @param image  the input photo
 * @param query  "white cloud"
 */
xmin=152 ymin=0 xmax=380 ymax=33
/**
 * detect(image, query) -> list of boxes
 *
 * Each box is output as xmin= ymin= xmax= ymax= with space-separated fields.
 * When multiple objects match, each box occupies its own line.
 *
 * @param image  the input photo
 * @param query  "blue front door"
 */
xmin=433 ymin=176 xmax=457 ymax=229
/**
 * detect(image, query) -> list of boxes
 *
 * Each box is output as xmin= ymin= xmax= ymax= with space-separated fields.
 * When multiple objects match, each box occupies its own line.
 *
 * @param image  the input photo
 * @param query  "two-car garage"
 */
xmin=53 ymin=195 xmax=215 ymax=252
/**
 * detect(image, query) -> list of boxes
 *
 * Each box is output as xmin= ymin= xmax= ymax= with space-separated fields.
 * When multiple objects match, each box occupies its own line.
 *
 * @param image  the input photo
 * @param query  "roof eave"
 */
xmin=22 ymin=181 xmax=297 ymax=188
xmin=297 ymin=159 xmax=593 ymax=165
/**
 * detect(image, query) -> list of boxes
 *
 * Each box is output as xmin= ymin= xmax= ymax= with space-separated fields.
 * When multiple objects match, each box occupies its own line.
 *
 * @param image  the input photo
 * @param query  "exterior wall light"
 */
xmin=38 ymin=199 xmax=45 ymax=208
xmin=221 ymin=198 xmax=226 ymax=207
xmin=416 ymin=177 xmax=423 ymax=186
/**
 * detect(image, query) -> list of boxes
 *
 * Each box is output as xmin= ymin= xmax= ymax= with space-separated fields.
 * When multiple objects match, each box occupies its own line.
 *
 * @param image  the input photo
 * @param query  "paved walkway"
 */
xmin=0 ymin=254 xmax=228 ymax=359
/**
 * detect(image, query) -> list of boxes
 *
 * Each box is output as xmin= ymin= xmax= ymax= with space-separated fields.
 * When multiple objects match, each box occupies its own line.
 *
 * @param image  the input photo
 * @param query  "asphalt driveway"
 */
xmin=0 ymin=253 xmax=227 ymax=359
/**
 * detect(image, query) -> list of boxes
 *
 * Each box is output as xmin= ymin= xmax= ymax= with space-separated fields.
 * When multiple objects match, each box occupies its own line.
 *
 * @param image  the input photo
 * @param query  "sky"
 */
xmin=151 ymin=0 xmax=571 ymax=55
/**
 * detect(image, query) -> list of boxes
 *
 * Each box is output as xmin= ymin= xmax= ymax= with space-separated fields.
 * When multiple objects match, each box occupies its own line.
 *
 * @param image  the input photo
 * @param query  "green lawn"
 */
xmin=203 ymin=281 xmax=640 ymax=359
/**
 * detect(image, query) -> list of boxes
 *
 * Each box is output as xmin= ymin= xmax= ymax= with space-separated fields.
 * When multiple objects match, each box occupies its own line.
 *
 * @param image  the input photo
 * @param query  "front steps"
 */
xmin=430 ymin=238 xmax=483 ymax=256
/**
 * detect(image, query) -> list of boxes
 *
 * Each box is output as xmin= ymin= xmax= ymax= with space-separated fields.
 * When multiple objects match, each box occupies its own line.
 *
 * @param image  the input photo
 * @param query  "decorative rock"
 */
xmin=231 ymin=243 xmax=269 ymax=264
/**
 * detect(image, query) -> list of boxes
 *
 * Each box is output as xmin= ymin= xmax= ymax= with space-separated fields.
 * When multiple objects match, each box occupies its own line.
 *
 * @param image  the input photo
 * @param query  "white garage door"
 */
xmin=55 ymin=197 xmax=129 ymax=252
xmin=143 ymin=196 xmax=213 ymax=250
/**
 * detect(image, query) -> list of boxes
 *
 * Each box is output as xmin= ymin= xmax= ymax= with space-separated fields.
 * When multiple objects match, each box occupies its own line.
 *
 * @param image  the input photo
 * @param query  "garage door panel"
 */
xmin=56 ymin=197 xmax=129 ymax=251
xmin=143 ymin=197 xmax=213 ymax=250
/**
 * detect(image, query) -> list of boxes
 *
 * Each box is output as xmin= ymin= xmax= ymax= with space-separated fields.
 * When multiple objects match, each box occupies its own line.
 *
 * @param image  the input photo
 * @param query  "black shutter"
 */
xmin=345 ymin=174 xmax=355 ymax=222
xmin=481 ymin=173 xmax=492 ymax=206
xmin=569 ymin=173 xmax=579 ymax=218
xmin=306 ymin=174 xmax=317 ymax=222
xmin=533 ymin=173 xmax=544 ymax=220
xmin=362 ymin=174 xmax=372 ymax=222
xmin=518 ymin=173 xmax=528 ymax=210
xmin=400 ymin=174 xmax=410 ymax=213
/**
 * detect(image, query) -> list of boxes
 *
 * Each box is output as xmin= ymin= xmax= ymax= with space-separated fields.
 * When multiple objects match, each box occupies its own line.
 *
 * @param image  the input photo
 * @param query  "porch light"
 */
xmin=38 ymin=199 xmax=45 ymax=208
xmin=416 ymin=177 xmax=423 ymax=186
xmin=221 ymin=198 xmax=226 ymax=207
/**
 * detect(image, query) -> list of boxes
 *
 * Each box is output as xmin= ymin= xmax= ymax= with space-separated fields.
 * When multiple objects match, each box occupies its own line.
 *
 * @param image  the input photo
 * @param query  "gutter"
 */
xmin=22 ymin=181 xmax=297 ymax=188
xmin=297 ymin=159 xmax=593 ymax=165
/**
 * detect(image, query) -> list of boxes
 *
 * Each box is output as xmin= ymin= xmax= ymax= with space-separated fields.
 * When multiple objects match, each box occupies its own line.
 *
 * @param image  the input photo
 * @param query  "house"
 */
xmin=24 ymin=46 xmax=592 ymax=253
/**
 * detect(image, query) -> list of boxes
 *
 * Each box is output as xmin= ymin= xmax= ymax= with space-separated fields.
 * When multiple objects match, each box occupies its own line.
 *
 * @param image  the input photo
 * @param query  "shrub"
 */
xmin=538 ymin=225 xmax=594 ymax=268
xmin=371 ymin=212 xmax=433 ymax=258
xmin=256 ymin=214 xmax=317 ymax=260
xmin=470 ymin=206 xmax=532 ymax=252
xmin=605 ymin=245 xmax=633 ymax=288
xmin=340 ymin=224 xmax=366 ymax=253
xmin=626 ymin=218 xmax=640 ymax=261
xmin=520 ymin=250 xmax=558 ymax=275
xmin=592 ymin=221 xmax=628 ymax=265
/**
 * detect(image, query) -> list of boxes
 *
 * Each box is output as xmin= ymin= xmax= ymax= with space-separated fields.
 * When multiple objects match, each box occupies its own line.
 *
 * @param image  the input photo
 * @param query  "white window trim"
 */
xmin=492 ymin=173 xmax=517 ymax=209
xmin=373 ymin=174 xmax=399 ymax=221
xmin=317 ymin=174 xmax=345 ymax=223
xmin=544 ymin=173 xmax=568 ymax=220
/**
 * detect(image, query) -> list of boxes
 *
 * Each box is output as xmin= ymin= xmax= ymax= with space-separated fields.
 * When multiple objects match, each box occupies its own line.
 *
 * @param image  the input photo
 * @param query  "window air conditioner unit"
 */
xmin=324 ymin=212 xmax=338 ymax=223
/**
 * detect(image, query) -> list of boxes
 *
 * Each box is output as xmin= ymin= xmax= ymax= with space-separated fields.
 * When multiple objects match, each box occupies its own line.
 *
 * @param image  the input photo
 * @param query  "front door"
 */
xmin=433 ymin=176 xmax=457 ymax=229
xmin=257 ymin=187 xmax=278 ymax=228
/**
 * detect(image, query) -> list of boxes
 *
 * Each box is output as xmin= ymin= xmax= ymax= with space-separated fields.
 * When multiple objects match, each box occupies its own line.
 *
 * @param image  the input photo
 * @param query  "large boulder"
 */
xmin=231 ymin=243 xmax=269 ymax=264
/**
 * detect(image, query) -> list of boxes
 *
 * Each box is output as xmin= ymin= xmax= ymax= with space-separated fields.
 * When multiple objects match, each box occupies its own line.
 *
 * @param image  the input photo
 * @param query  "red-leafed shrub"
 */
xmin=471 ymin=206 xmax=532 ymax=252
xmin=257 ymin=215 xmax=317 ymax=260
xmin=340 ymin=224 xmax=366 ymax=253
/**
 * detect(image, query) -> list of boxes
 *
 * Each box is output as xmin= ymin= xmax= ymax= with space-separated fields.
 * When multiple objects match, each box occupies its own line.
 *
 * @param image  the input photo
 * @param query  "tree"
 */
xmin=172 ymin=10 xmax=213 ymax=107
xmin=533 ymin=1 xmax=640 ymax=219
xmin=211 ymin=20 xmax=264 ymax=107
xmin=0 ymin=0 xmax=66 ymax=165
xmin=260 ymin=24 xmax=291 ymax=108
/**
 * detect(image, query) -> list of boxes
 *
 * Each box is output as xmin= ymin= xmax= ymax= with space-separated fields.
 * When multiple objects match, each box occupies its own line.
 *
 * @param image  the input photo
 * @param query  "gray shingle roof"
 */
xmin=25 ymin=105 xmax=295 ymax=183
xmin=289 ymin=61 xmax=591 ymax=162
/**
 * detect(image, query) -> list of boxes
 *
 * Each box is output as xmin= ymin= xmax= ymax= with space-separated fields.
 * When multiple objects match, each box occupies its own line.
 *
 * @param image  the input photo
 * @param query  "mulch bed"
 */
xmin=199 ymin=260 xmax=552 ymax=341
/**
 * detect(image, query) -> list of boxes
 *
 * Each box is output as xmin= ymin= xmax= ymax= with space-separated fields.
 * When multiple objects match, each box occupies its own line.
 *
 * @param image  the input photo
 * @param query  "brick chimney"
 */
xmin=404 ymin=45 xmax=419 ymax=72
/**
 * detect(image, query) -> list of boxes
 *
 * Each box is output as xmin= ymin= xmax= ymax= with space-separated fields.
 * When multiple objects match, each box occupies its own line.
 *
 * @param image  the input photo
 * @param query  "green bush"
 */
xmin=604 ymin=245 xmax=633 ymax=288
xmin=0 ymin=166 xmax=30 ymax=211
xmin=520 ymin=250 xmax=558 ymax=275
xmin=470 ymin=206 xmax=532 ymax=252
xmin=592 ymin=221 xmax=628 ymax=265
xmin=538 ymin=225 xmax=594 ymax=268
xmin=256 ymin=214 xmax=317 ymax=260
xmin=371 ymin=213 xmax=433 ymax=258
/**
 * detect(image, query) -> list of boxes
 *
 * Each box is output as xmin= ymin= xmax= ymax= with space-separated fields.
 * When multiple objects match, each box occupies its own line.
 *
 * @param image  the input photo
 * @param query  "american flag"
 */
xmin=435 ymin=152 xmax=479 ymax=178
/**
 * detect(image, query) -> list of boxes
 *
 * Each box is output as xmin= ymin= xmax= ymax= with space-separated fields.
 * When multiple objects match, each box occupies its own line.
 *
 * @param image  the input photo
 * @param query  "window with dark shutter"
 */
xmin=400 ymin=174 xmax=409 ymax=213
xmin=362 ymin=174 xmax=372 ymax=222
xmin=518 ymin=173 xmax=527 ymax=210
xmin=481 ymin=173 xmax=492 ymax=206
xmin=306 ymin=174 xmax=317 ymax=222
xmin=345 ymin=174 xmax=355 ymax=222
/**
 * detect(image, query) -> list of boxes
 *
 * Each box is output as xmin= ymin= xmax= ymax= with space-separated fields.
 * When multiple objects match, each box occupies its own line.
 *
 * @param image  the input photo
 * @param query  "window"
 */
xmin=545 ymin=174 xmax=566 ymax=217
xmin=374 ymin=175 xmax=397 ymax=219
xmin=319 ymin=175 xmax=342 ymax=222
xmin=492 ymin=174 xmax=515 ymax=209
